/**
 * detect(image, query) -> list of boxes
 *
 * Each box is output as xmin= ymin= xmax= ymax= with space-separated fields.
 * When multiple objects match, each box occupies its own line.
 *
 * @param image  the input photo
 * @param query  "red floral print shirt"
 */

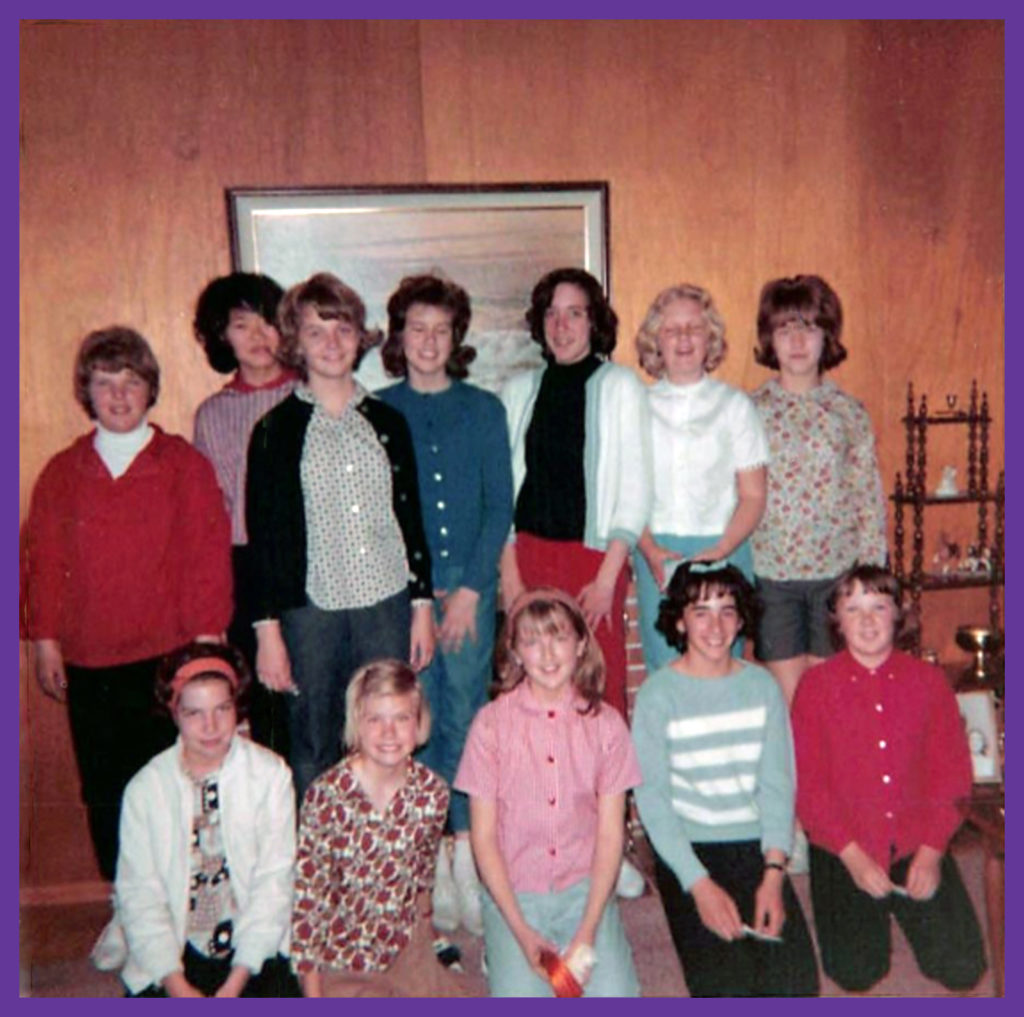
xmin=291 ymin=757 xmax=448 ymax=974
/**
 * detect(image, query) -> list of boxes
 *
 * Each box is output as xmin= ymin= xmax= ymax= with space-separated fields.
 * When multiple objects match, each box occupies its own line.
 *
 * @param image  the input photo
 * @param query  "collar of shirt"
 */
xmin=840 ymin=647 xmax=898 ymax=682
xmin=765 ymin=375 xmax=839 ymax=405
xmin=224 ymin=367 xmax=299 ymax=394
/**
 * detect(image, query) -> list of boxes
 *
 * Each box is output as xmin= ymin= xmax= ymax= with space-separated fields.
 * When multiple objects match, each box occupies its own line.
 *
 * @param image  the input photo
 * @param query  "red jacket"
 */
xmin=791 ymin=649 xmax=971 ymax=868
xmin=22 ymin=427 xmax=232 ymax=668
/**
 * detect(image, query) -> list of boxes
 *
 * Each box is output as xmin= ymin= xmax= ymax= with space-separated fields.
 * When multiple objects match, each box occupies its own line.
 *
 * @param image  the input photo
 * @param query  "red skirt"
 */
xmin=513 ymin=532 xmax=629 ymax=718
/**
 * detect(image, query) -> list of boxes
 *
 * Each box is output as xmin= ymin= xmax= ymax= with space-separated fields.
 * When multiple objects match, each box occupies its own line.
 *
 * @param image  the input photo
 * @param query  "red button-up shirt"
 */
xmin=791 ymin=649 xmax=971 ymax=868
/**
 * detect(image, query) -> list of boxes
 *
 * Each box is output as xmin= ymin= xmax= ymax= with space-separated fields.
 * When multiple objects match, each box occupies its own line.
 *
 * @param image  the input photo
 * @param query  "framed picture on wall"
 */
xmin=955 ymin=689 xmax=1002 ymax=784
xmin=227 ymin=182 xmax=609 ymax=393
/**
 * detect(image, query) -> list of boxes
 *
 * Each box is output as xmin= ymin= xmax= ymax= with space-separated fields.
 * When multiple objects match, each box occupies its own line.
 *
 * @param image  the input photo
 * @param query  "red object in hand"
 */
xmin=539 ymin=949 xmax=583 ymax=997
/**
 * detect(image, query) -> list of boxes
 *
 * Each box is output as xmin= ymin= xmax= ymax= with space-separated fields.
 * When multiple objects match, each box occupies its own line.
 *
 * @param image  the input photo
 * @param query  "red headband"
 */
xmin=169 ymin=657 xmax=239 ymax=711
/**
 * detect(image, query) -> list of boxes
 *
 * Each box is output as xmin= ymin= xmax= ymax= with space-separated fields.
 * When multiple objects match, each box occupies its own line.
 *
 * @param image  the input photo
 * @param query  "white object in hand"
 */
xmin=565 ymin=943 xmax=597 ymax=983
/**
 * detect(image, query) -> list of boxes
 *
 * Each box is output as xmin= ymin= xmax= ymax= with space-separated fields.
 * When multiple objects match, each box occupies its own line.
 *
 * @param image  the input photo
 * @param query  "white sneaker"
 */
xmin=615 ymin=857 xmax=646 ymax=899
xmin=432 ymin=839 xmax=460 ymax=932
xmin=90 ymin=916 xmax=128 ymax=971
xmin=787 ymin=829 xmax=809 ymax=875
xmin=452 ymin=836 xmax=484 ymax=936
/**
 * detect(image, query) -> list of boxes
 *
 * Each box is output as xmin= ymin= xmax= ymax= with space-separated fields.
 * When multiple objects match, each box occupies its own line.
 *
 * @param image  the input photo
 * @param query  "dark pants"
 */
xmin=228 ymin=545 xmax=290 ymax=759
xmin=128 ymin=945 xmax=300 ymax=997
xmin=281 ymin=589 xmax=411 ymax=803
xmin=65 ymin=657 xmax=178 ymax=881
xmin=809 ymin=844 xmax=987 ymax=992
xmin=654 ymin=841 xmax=820 ymax=997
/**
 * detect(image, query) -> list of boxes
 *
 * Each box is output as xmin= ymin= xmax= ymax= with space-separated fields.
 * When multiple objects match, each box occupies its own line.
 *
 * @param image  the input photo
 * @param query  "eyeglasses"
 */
xmin=658 ymin=324 xmax=710 ymax=342
xmin=773 ymin=317 xmax=822 ymax=338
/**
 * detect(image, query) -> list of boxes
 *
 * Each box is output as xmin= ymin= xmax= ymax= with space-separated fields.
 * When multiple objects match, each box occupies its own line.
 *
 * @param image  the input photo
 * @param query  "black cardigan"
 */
xmin=245 ymin=391 xmax=433 ymax=620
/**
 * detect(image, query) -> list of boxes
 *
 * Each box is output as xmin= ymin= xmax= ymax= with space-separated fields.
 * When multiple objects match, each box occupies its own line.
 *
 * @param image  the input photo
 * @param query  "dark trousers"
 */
xmin=65 ymin=657 xmax=178 ymax=881
xmin=228 ymin=545 xmax=290 ymax=759
xmin=281 ymin=589 xmax=410 ymax=803
xmin=128 ymin=945 xmax=300 ymax=997
xmin=653 ymin=840 xmax=820 ymax=997
xmin=809 ymin=844 xmax=987 ymax=992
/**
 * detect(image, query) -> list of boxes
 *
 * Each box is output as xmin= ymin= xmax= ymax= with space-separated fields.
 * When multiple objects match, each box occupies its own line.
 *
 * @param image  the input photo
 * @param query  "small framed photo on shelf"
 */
xmin=956 ymin=689 xmax=1002 ymax=784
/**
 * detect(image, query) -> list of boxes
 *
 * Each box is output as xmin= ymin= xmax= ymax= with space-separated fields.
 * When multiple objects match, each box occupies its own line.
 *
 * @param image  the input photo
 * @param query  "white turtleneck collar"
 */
xmin=93 ymin=417 xmax=154 ymax=479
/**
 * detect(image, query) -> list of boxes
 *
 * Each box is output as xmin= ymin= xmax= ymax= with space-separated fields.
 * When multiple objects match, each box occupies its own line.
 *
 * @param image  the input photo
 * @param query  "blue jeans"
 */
xmin=281 ymin=589 xmax=410 ymax=803
xmin=633 ymin=534 xmax=754 ymax=674
xmin=415 ymin=567 xmax=496 ymax=832
xmin=481 ymin=879 xmax=640 ymax=997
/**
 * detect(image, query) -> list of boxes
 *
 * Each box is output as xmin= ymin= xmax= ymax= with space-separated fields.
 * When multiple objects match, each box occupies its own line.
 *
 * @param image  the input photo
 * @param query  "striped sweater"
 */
xmin=632 ymin=661 xmax=795 ymax=890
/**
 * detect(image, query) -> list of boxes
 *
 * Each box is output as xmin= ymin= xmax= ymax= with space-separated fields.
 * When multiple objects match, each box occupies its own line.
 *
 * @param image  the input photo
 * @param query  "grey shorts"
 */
xmin=754 ymin=576 xmax=837 ymax=661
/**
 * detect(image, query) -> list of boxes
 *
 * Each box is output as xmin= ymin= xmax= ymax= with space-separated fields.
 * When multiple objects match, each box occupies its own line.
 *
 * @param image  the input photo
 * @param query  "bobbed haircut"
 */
xmin=493 ymin=587 xmax=604 ymax=715
xmin=192 ymin=272 xmax=284 ymax=374
xmin=381 ymin=273 xmax=476 ymax=379
xmin=525 ymin=267 xmax=618 ymax=360
xmin=74 ymin=326 xmax=160 ymax=418
xmin=754 ymin=274 xmax=847 ymax=372
xmin=634 ymin=283 xmax=728 ymax=379
xmin=655 ymin=562 xmax=760 ymax=655
xmin=155 ymin=641 xmax=251 ymax=721
xmin=826 ymin=563 xmax=916 ymax=651
xmin=343 ymin=658 xmax=430 ymax=753
xmin=276 ymin=272 xmax=381 ymax=380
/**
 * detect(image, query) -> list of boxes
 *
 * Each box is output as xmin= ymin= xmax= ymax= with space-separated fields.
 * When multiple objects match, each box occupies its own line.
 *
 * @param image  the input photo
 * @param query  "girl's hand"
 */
xmin=409 ymin=602 xmax=435 ymax=671
xmin=753 ymin=868 xmax=786 ymax=938
xmin=437 ymin=587 xmax=479 ymax=654
xmin=905 ymin=844 xmax=942 ymax=900
xmin=254 ymin=622 xmax=296 ymax=693
xmin=691 ymin=876 xmax=744 ymax=941
xmin=578 ymin=578 xmax=615 ymax=633
xmin=638 ymin=532 xmax=681 ymax=591
xmin=162 ymin=971 xmax=205 ymax=997
xmin=300 ymin=971 xmax=323 ymax=998
xmin=513 ymin=924 xmax=561 ymax=982
xmin=500 ymin=544 xmax=525 ymax=611
xmin=689 ymin=543 xmax=726 ymax=565
xmin=839 ymin=841 xmax=892 ymax=899
xmin=33 ymin=639 xmax=67 ymax=702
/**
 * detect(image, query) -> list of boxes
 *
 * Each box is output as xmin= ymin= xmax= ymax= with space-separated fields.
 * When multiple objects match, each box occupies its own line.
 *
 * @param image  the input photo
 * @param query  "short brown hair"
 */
xmin=74 ymin=326 xmax=160 ymax=418
xmin=655 ymin=563 xmax=760 ymax=654
xmin=155 ymin=641 xmax=251 ymax=720
xmin=635 ymin=283 xmax=728 ymax=379
xmin=381 ymin=273 xmax=476 ymax=379
xmin=754 ymin=274 xmax=847 ymax=372
xmin=493 ymin=587 xmax=604 ymax=715
xmin=826 ymin=563 xmax=915 ymax=651
xmin=525 ymin=267 xmax=618 ymax=360
xmin=276 ymin=272 xmax=381 ymax=380
xmin=343 ymin=658 xmax=430 ymax=752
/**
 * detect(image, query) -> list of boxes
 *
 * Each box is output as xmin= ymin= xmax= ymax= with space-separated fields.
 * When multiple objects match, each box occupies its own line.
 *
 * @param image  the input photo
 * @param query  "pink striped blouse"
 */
xmin=454 ymin=681 xmax=642 ymax=894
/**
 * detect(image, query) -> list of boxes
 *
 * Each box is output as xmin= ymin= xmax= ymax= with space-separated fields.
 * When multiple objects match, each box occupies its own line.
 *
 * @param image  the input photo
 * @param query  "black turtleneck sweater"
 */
xmin=514 ymin=353 xmax=601 ymax=541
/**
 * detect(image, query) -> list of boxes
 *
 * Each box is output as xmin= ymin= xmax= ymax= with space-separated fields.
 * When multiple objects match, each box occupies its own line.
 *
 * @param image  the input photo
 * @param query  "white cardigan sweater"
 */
xmin=114 ymin=735 xmax=295 ymax=994
xmin=501 ymin=359 xmax=652 ymax=550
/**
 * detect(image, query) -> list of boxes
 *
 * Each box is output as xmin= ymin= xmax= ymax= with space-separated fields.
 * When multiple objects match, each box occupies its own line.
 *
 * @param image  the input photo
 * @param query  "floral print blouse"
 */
xmin=291 ymin=757 xmax=448 ymax=975
xmin=751 ymin=377 xmax=888 ymax=580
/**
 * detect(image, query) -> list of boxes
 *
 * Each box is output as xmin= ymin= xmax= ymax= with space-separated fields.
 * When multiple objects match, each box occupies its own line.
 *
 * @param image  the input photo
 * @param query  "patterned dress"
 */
xmin=290 ymin=757 xmax=448 ymax=975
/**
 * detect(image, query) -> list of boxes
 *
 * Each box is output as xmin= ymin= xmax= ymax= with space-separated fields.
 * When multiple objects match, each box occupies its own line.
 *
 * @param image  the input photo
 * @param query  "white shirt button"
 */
xmin=437 ymin=501 xmax=446 ymax=510
xmin=882 ymin=774 xmax=891 ymax=784
xmin=875 ymin=703 xmax=884 ymax=712
xmin=878 ymin=740 xmax=887 ymax=749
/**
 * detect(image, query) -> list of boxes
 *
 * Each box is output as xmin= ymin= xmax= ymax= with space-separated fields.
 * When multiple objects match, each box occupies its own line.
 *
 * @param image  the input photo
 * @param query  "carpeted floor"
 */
xmin=20 ymin=830 xmax=996 ymax=998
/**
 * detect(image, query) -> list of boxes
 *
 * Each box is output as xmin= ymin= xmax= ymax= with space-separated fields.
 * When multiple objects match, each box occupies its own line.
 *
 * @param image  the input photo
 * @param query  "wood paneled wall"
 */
xmin=20 ymin=20 xmax=1003 ymax=890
